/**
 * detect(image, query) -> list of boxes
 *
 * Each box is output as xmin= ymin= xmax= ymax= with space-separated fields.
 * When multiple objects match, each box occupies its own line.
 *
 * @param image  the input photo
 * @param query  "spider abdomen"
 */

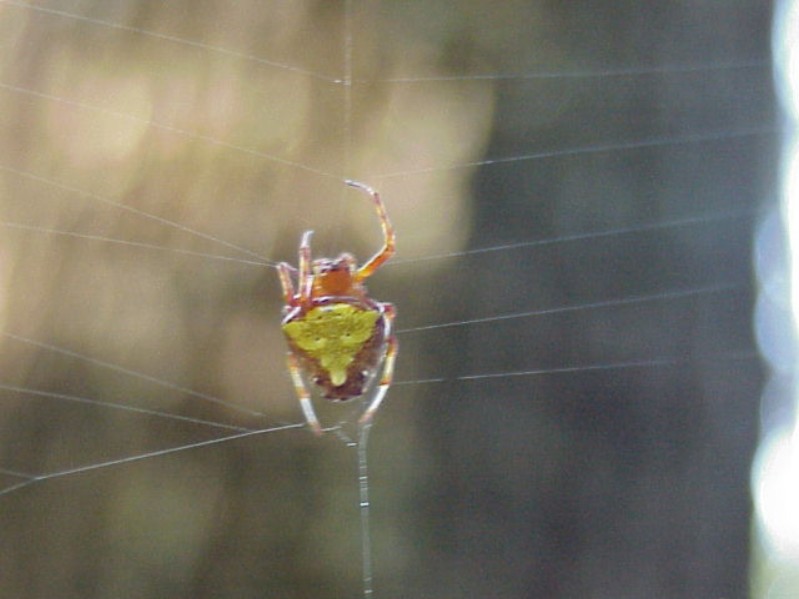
xmin=282 ymin=300 xmax=388 ymax=401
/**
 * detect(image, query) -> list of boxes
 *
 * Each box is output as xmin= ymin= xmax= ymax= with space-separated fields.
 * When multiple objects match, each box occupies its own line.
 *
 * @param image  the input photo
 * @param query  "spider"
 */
xmin=278 ymin=180 xmax=397 ymax=434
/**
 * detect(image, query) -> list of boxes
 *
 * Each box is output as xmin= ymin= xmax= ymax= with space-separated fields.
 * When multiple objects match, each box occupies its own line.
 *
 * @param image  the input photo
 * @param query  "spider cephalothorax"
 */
xmin=278 ymin=180 xmax=397 ymax=434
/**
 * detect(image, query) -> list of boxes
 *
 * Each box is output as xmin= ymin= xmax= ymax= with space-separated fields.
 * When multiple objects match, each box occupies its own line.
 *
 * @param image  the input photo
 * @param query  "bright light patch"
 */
xmin=776 ymin=0 xmax=799 ymax=117
xmin=753 ymin=430 xmax=799 ymax=559
xmin=753 ymin=0 xmax=799 ymax=593
xmin=783 ymin=146 xmax=799 ymax=319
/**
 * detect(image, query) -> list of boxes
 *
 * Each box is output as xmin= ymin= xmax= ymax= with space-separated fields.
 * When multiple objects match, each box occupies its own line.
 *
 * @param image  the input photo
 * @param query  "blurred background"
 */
xmin=0 ymin=1 xmax=782 ymax=598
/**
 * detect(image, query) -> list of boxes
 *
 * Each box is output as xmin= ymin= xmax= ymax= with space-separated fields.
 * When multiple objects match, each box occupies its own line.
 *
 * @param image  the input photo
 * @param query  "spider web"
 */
xmin=0 ymin=1 xmax=773 ymax=598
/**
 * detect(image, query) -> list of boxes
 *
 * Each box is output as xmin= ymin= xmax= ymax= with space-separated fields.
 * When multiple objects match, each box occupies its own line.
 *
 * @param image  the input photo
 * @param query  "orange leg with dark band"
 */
xmin=346 ymin=180 xmax=396 ymax=283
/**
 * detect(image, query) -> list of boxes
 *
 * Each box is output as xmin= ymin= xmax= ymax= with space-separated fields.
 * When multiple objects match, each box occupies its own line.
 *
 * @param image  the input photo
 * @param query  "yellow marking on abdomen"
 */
xmin=283 ymin=303 xmax=379 ymax=387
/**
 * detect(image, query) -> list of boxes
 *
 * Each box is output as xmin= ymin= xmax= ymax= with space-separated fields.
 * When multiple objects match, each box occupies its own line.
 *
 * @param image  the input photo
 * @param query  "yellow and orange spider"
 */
xmin=278 ymin=180 xmax=397 ymax=434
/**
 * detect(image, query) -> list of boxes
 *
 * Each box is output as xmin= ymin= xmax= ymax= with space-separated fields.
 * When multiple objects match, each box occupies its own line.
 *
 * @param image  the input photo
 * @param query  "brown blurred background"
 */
xmin=0 ymin=1 xmax=774 ymax=598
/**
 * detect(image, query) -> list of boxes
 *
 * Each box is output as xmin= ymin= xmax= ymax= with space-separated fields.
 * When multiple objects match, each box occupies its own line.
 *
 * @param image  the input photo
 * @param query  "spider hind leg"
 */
xmin=359 ymin=334 xmax=398 ymax=427
xmin=286 ymin=353 xmax=322 ymax=435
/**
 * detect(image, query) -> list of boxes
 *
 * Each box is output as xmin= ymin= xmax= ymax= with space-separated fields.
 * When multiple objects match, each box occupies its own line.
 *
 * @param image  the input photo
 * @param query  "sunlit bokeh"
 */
xmin=0 ymin=3 xmax=492 ymax=596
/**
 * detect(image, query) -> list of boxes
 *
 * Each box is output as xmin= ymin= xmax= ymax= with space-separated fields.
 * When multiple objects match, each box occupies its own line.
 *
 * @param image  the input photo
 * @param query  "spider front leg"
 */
xmin=346 ymin=180 xmax=396 ymax=282
xmin=277 ymin=263 xmax=296 ymax=304
xmin=286 ymin=352 xmax=323 ymax=435
xmin=278 ymin=230 xmax=313 ymax=306
xmin=298 ymin=230 xmax=314 ymax=304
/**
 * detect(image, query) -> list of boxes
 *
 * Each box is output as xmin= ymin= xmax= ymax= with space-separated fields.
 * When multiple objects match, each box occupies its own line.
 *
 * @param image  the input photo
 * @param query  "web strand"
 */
xmin=1 ymin=332 xmax=266 ymax=417
xmin=341 ymin=4 xmax=374 ymax=596
xmin=376 ymin=125 xmax=774 ymax=179
xmin=372 ymin=58 xmax=768 ymax=83
xmin=357 ymin=423 xmax=374 ymax=598
xmin=0 ymin=164 xmax=276 ymax=265
xmin=0 ymin=383 xmax=255 ymax=432
xmin=0 ymin=423 xmax=305 ymax=498
xmin=397 ymin=281 xmax=745 ymax=334
xmin=390 ymin=206 xmax=759 ymax=265
xmin=1 ymin=0 xmax=764 ymax=86
xmin=0 ymin=78 xmax=772 ymax=185
xmin=0 ymin=221 xmax=272 ymax=267
xmin=394 ymin=349 xmax=757 ymax=387
xmin=0 ymin=82 xmax=341 ymax=179
xmin=0 ymin=0 xmax=338 ymax=82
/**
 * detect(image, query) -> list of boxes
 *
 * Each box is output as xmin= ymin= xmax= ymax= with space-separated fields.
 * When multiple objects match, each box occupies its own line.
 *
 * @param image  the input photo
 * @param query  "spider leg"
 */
xmin=277 ymin=262 xmax=296 ymax=304
xmin=359 ymin=303 xmax=398 ymax=426
xmin=287 ymin=353 xmax=322 ymax=435
xmin=299 ymin=230 xmax=314 ymax=305
xmin=345 ymin=180 xmax=396 ymax=282
xmin=358 ymin=335 xmax=398 ymax=427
